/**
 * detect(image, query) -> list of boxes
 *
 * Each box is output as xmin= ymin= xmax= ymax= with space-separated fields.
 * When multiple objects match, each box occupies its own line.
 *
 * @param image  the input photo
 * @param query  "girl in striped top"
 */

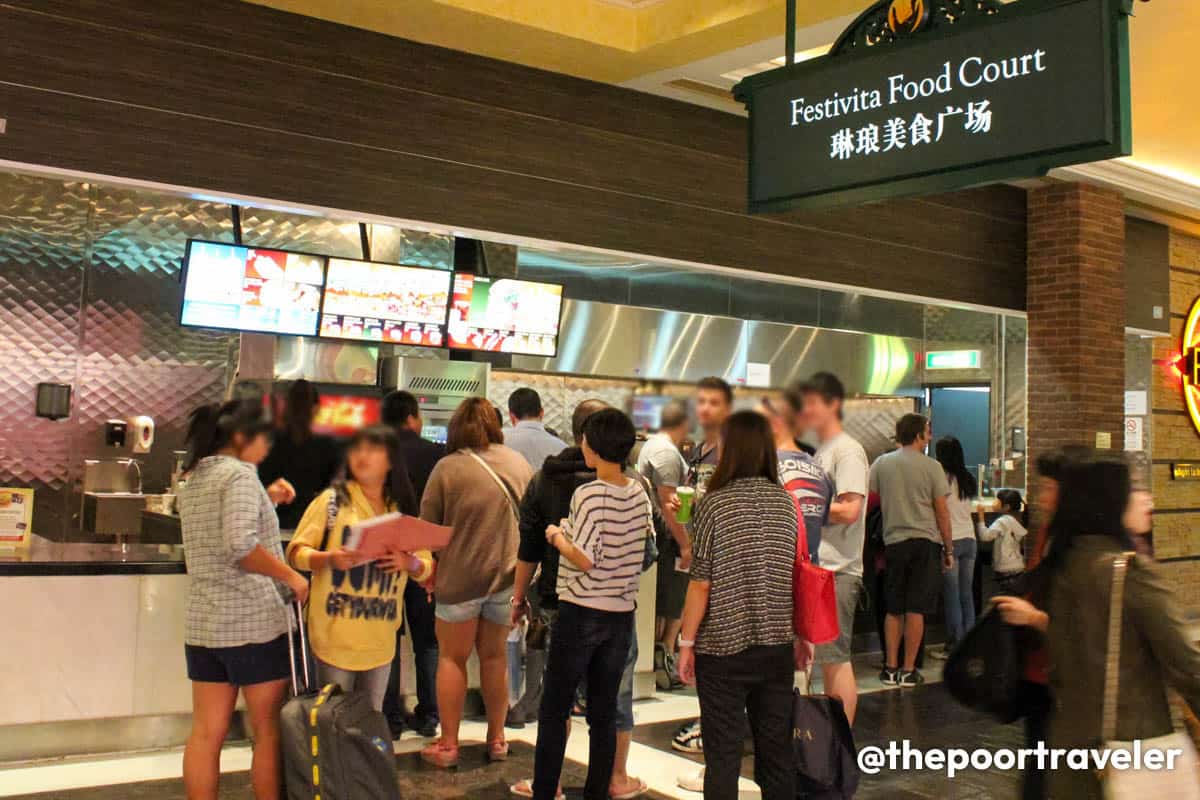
xmin=533 ymin=408 xmax=651 ymax=800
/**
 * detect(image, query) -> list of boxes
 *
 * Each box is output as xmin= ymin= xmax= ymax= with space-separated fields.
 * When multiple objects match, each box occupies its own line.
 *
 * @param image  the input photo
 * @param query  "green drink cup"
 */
xmin=676 ymin=486 xmax=695 ymax=524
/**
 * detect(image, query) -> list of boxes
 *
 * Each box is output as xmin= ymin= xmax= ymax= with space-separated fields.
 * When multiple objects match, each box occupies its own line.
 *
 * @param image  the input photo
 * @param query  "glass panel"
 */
xmin=730 ymin=277 xmax=820 ymax=327
xmin=628 ymin=266 xmax=731 ymax=317
xmin=819 ymin=290 xmax=925 ymax=339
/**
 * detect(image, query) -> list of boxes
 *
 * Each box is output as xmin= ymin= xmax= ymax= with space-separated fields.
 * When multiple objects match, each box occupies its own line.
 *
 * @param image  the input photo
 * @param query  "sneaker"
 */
xmin=655 ymin=645 xmax=675 ymax=690
xmin=677 ymin=766 xmax=705 ymax=792
xmin=658 ymin=650 xmax=685 ymax=691
xmin=879 ymin=667 xmax=900 ymax=686
xmin=898 ymin=669 xmax=925 ymax=688
xmin=672 ymin=719 xmax=703 ymax=754
xmin=412 ymin=714 xmax=439 ymax=738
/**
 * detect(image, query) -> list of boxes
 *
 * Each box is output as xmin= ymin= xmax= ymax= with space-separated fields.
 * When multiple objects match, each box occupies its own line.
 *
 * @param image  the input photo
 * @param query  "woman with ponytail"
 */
xmin=178 ymin=398 xmax=310 ymax=800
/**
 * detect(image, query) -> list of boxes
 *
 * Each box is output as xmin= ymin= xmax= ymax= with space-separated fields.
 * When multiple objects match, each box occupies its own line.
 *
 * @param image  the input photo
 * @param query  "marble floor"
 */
xmin=1 ymin=654 xmax=1024 ymax=800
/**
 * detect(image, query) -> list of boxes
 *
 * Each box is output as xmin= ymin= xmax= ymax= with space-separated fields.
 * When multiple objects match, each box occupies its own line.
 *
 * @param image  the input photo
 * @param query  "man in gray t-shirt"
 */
xmin=869 ymin=413 xmax=953 ymax=689
xmin=795 ymin=373 xmax=869 ymax=727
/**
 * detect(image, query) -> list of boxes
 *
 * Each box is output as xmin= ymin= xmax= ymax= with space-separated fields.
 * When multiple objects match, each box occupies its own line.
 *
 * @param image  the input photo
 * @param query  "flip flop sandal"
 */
xmin=509 ymin=779 xmax=564 ymax=799
xmin=611 ymin=777 xmax=649 ymax=799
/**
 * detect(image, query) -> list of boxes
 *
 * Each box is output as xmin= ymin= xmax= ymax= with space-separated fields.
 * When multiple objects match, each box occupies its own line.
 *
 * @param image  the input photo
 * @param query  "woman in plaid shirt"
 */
xmin=179 ymin=399 xmax=310 ymax=800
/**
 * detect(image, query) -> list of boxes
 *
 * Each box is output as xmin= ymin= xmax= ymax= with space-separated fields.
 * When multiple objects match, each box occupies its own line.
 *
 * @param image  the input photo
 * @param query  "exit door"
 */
xmin=928 ymin=386 xmax=991 ymax=473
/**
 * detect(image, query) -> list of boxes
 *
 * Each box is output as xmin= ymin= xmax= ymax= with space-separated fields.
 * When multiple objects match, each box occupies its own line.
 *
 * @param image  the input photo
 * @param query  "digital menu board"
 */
xmin=447 ymin=274 xmax=564 ymax=356
xmin=180 ymin=241 xmax=325 ymax=336
xmin=319 ymin=258 xmax=452 ymax=348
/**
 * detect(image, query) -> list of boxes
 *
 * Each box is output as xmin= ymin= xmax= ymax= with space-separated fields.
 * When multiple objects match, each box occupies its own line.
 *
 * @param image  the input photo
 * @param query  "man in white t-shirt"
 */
xmin=796 ymin=373 xmax=869 ymax=725
xmin=636 ymin=400 xmax=692 ymax=690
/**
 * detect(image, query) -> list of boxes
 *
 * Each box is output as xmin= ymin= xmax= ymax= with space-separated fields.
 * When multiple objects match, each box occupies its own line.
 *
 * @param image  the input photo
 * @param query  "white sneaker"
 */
xmin=676 ymin=766 xmax=705 ymax=793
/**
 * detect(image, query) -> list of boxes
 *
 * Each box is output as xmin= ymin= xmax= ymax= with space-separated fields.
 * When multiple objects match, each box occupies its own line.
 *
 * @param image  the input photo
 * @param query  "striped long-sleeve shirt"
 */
xmin=556 ymin=478 xmax=652 ymax=613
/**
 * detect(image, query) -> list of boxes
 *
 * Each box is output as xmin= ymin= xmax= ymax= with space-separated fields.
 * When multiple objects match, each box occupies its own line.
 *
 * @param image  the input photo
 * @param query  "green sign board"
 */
xmin=926 ymin=350 xmax=981 ymax=370
xmin=734 ymin=0 xmax=1132 ymax=212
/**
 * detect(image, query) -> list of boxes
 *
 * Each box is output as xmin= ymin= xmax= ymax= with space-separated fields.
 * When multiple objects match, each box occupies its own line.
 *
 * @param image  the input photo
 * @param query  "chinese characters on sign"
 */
xmin=830 ymin=101 xmax=992 ymax=160
xmin=734 ymin=0 xmax=1130 ymax=211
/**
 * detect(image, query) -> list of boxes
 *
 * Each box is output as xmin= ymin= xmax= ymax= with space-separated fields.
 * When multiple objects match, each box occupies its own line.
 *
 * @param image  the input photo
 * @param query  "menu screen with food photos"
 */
xmin=180 ymin=241 xmax=325 ymax=336
xmin=319 ymin=258 xmax=452 ymax=348
xmin=447 ymin=274 xmax=564 ymax=356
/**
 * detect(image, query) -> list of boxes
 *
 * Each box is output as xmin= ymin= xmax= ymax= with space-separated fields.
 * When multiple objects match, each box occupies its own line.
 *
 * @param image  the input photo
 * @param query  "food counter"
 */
xmin=0 ymin=536 xmax=657 ymax=763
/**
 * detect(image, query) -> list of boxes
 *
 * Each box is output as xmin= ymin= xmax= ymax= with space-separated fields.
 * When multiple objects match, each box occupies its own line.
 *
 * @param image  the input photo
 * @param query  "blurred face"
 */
xmin=234 ymin=432 xmax=271 ymax=466
xmin=1036 ymin=476 xmax=1060 ymax=518
xmin=921 ymin=422 xmax=933 ymax=448
xmin=757 ymin=401 xmax=791 ymax=444
xmin=696 ymin=388 xmax=731 ymax=433
xmin=348 ymin=440 xmax=391 ymax=486
xmin=801 ymin=392 xmax=838 ymax=434
xmin=1123 ymin=489 xmax=1154 ymax=536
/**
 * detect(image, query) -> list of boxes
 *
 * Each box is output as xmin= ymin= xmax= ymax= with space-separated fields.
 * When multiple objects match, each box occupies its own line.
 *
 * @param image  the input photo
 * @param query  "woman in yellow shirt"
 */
xmin=287 ymin=425 xmax=434 ymax=711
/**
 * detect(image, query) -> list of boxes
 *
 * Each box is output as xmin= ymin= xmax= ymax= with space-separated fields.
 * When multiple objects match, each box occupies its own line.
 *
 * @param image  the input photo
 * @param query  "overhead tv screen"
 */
xmin=180 ymin=240 xmax=325 ymax=336
xmin=319 ymin=258 xmax=452 ymax=347
xmin=447 ymin=274 xmax=565 ymax=356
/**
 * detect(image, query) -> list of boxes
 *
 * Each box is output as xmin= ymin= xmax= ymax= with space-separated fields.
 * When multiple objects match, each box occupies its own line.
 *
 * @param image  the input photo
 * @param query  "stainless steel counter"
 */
xmin=0 ymin=534 xmax=185 ymax=575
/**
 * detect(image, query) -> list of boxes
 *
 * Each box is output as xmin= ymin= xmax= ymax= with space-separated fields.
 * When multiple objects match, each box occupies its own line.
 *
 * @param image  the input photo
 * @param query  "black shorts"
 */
xmin=655 ymin=535 xmax=689 ymax=621
xmin=883 ymin=539 xmax=943 ymax=616
xmin=185 ymin=635 xmax=291 ymax=686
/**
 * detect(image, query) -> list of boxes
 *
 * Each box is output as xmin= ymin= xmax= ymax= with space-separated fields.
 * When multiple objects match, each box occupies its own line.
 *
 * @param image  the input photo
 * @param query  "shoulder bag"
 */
xmin=943 ymin=604 xmax=1024 ymax=722
xmin=1099 ymin=553 xmax=1200 ymax=800
xmin=783 ymin=455 xmax=837 ymax=644
xmin=793 ymin=538 xmax=839 ymax=646
xmin=466 ymin=449 xmax=521 ymax=522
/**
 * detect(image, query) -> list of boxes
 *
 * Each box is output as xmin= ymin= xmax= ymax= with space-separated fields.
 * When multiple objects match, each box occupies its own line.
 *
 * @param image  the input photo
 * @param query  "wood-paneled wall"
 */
xmin=0 ymin=0 xmax=1026 ymax=308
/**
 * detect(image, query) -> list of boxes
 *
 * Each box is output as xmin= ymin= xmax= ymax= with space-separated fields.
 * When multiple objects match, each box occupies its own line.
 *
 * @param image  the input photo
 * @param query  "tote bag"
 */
xmin=1100 ymin=554 xmax=1200 ymax=800
xmin=793 ymin=545 xmax=839 ymax=645
xmin=793 ymin=671 xmax=859 ymax=799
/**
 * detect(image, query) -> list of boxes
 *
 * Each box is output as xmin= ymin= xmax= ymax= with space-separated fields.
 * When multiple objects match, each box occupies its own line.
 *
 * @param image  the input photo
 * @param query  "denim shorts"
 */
xmin=436 ymin=587 xmax=513 ymax=625
xmin=616 ymin=614 xmax=639 ymax=732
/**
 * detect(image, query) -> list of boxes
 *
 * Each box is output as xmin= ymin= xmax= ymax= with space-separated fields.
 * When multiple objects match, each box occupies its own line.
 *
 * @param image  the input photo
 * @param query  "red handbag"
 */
xmin=793 ymin=546 xmax=840 ymax=645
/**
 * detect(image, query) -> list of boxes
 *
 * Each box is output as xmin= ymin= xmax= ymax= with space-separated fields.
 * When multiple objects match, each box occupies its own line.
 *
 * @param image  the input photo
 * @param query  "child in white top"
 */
xmin=977 ymin=489 xmax=1028 ymax=593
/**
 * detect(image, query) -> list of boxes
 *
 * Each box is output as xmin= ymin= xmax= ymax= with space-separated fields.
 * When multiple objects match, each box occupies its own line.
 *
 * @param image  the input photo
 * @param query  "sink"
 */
xmin=83 ymin=492 xmax=147 ymax=536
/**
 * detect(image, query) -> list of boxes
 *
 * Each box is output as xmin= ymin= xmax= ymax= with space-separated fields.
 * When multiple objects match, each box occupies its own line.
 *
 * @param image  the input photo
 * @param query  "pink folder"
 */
xmin=343 ymin=513 xmax=452 ymax=558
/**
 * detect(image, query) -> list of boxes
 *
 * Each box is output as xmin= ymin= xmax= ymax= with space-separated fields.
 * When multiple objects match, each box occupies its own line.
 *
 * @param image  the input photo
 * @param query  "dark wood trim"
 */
xmin=0 ymin=0 xmax=1028 ymax=307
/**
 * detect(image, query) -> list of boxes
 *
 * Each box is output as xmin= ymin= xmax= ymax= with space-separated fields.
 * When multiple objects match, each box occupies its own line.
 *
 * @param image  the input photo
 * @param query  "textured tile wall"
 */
xmin=0 ymin=175 xmax=454 ymax=539
xmin=0 ymin=175 xmax=90 ymax=536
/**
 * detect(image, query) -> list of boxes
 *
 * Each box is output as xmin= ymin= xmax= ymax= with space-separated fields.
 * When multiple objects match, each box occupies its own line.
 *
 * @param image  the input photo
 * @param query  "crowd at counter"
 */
xmin=169 ymin=372 xmax=1200 ymax=800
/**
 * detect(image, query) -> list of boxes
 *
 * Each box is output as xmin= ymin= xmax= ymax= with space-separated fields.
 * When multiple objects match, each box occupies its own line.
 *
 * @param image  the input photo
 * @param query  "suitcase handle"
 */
xmin=285 ymin=600 xmax=311 ymax=695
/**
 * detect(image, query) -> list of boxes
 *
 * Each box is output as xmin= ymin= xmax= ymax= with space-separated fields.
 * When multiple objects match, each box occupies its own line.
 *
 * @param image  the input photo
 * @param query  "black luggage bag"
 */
xmin=281 ymin=602 xmax=401 ymax=800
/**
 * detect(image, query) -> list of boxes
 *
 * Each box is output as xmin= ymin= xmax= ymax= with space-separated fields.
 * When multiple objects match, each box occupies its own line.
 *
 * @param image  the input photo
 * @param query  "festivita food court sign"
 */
xmin=734 ymin=0 xmax=1133 ymax=212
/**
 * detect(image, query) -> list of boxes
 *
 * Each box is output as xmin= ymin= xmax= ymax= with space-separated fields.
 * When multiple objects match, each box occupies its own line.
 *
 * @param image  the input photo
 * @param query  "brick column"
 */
xmin=1026 ymin=182 xmax=1125 ymax=472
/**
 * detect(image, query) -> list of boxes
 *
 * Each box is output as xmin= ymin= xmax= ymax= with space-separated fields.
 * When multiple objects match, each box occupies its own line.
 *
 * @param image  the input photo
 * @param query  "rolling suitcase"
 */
xmin=281 ymin=602 xmax=401 ymax=800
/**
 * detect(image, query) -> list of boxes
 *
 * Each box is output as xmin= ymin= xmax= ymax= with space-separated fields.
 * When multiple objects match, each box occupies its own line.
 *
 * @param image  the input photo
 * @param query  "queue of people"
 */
xmin=175 ymin=373 xmax=1200 ymax=800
